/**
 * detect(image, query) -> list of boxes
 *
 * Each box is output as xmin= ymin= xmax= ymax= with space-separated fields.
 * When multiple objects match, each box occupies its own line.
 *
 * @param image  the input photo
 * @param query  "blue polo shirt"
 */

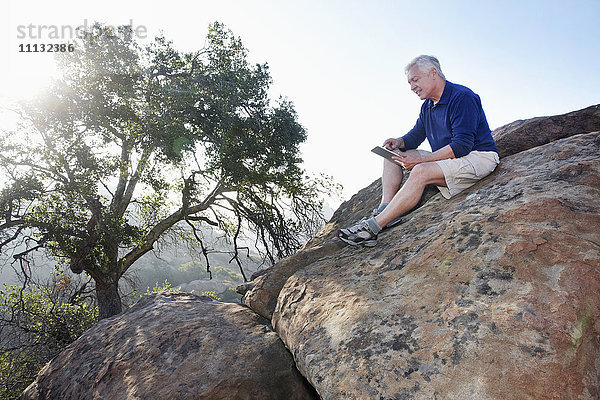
xmin=401 ymin=81 xmax=497 ymax=158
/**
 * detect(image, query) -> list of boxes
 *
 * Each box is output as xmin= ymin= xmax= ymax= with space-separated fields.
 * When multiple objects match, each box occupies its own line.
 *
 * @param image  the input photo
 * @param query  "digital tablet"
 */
xmin=371 ymin=146 xmax=400 ymax=161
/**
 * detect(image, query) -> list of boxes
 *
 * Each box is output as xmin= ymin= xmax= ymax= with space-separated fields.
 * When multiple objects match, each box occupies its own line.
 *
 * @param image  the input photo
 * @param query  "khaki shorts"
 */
xmin=417 ymin=150 xmax=500 ymax=199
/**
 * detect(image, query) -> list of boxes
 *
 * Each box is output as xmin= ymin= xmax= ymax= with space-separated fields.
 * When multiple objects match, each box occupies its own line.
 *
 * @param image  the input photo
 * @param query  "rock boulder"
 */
xmin=22 ymin=292 xmax=317 ymax=400
xmin=24 ymin=105 xmax=600 ymax=400
xmin=240 ymin=103 xmax=600 ymax=322
xmin=492 ymin=104 xmax=600 ymax=158
xmin=272 ymin=130 xmax=600 ymax=399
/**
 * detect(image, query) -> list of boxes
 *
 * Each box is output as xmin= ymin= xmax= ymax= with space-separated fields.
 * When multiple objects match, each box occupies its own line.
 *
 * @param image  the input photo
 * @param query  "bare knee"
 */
xmin=407 ymin=163 xmax=428 ymax=181
xmin=407 ymin=163 xmax=445 ymax=186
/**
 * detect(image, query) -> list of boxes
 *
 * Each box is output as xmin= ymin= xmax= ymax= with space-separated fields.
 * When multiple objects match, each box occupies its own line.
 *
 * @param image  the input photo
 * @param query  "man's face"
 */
xmin=407 ymin=66 xmax=436 ymax=100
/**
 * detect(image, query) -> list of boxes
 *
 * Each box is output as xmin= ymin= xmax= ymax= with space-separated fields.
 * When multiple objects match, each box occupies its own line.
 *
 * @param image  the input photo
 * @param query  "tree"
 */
xmin=0 ymin=22 xmax=333 ymax=319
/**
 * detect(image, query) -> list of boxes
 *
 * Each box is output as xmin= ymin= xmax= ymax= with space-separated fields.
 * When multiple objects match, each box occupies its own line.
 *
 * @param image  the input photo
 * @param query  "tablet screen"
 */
xmin=371 ymin=146 xmax=399 ymax=161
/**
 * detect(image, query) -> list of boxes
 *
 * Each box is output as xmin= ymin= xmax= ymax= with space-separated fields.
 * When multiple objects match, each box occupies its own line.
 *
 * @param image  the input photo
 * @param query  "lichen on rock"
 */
xmin=264 ymin=105 xmax=600 ymax=399
xmin=23 ymin=105 xmax=600 ymax=400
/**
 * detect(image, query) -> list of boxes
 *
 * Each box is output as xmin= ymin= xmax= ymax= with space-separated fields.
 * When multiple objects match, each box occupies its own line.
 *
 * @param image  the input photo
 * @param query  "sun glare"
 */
xmin=2 ymin=52 xmax=59 ymax=105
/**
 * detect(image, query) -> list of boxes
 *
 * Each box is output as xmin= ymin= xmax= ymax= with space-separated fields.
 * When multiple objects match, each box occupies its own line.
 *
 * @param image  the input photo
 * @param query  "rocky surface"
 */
xmin=240 ymin=179 xmax=439 ymax=320
xmin=241 ymin=104 xmax=600 ymax=322
xmin=236 ymin=105 xmax=600 ymax=399
xmin=239 ymin=240 xmax=345 ymax=319
xmin=23 ymin=105 xmax=600 ymax=400
xmin=492 ymin=104 xmax=600 ymax=158
xmin=271 ymin=131 xmax=600 ymax=399
xmin=22 ymin=292 xmax=317 ymax=400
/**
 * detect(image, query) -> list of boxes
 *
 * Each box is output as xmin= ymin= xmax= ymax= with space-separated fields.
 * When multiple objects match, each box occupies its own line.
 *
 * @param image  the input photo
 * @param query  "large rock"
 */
xmin=492 ymin=104 xmax=600 ymax=158
xmin=22 ymin=292 xmax=317 ymax=400
xmin=240 ymin=178 xmax=439 ymax=320
xmin=239 ymin=239 xmax=344 ymax=319
xmin=241 ymin=104 xmax=600 ymax=322
xmin=271 ymin=130 xmax=600 ymax=399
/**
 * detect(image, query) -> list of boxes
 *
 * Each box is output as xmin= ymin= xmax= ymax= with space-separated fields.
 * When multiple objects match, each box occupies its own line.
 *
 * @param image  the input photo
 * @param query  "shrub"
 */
xmin=0 ymin=274 xmax=98 ymax=399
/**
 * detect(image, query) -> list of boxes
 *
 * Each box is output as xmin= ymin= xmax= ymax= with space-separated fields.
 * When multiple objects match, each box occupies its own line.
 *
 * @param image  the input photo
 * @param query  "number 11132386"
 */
xmin=19 ymin=43 xmax=75 ymax=52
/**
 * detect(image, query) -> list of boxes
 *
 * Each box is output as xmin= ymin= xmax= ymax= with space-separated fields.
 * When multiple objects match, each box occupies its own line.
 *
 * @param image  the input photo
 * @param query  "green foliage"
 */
xmin=212 ymin=265 xmax=244 ymax=282
xmin=0 ymin=21 xmax=335 ymax=319
xmin=145 ymin=279 xmax=180 ymax=295
xmin=128 ymin=279 xmax=179 ymax=303
xmin=199 ymin=291 xmax=220 ymax=301
xmin=177 ymin=260 xmax=203 ymax=275
xmin=136 ymin=280 xmax=220 ymax=301
xmin=0 ymin=275 xmax=98 ymax=399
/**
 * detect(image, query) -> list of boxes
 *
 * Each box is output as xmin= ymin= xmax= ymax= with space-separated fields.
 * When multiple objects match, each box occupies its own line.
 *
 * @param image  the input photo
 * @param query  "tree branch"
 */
xmin=69 ymin=198 xmax=102 ymax=274
xmin=116 ymin=146 xmax=152 ymax=217
xmin=0 ymin=155 xmax=69 ymax=185
xmin=0 ymin=219 xmax=24 ymax=231
xmin=184 ymin=218 xmax=212 ymax=279
xmin=111 ymin=139 xmax=131 ymax=213
xmin=118 ymin=180 xmax=225 ymax=275
xmin=0 ymin=225 xmax=24 ymax=253
xmin=230 ymin=213 xmax=248 ymax=281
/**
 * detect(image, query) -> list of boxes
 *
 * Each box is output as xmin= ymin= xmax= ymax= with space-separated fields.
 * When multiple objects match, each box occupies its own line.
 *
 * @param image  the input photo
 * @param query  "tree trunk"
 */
xmin=96 ymin=279 xmax=122 ymax=319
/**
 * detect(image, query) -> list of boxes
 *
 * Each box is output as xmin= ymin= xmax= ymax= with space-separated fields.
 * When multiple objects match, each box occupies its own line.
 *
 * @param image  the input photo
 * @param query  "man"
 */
xmin=337 ymin=55 xmax=499 ymax=247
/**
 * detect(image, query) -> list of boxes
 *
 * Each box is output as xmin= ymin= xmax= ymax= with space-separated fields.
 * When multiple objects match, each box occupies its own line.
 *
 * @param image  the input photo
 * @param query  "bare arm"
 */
xmin=418 ymin=145 xmax=455 ymax=163
xmin=393 ymin=144 xmax=455 ymax=170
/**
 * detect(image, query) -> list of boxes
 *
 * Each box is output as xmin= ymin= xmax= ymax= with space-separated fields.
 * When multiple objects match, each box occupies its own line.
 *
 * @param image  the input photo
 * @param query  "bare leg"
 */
xmin=376 ymin=162 xmax=447 ymax=227
xmin=381 ymin=159 xmax=404 ymax=204
xmin=381 ymin=149 xmax=426 ymax=205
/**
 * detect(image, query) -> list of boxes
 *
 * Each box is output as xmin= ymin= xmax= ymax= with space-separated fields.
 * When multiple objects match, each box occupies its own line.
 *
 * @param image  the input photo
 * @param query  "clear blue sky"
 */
xmin=2 ymin=0 xmax=599 ymax=205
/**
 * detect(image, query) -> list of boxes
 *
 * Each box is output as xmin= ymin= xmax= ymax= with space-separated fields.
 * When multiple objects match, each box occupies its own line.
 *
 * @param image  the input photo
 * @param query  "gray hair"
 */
xmin=405 ymin=55 xmax=446 ymax=80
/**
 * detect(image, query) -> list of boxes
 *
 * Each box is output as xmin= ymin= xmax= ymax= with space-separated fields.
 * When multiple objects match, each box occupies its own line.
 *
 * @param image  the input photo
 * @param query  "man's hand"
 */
xmin=392 ymin=153 xmax=422 ymax=170
xmin=382 ymin=137 xmax=404 ymax=151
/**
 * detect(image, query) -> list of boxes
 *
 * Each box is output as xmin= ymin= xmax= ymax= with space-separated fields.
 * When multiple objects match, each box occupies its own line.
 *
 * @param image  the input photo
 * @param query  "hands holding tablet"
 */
xmin=393 ymin=152 xmax=422 ymax=170
xmin=373 ymin=137 xmax=422 ymax=170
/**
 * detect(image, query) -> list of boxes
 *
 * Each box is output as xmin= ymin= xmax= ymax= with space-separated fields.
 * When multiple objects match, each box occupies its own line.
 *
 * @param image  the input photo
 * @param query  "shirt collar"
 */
xmin=434 ymin=80 xmax=453 ymax=106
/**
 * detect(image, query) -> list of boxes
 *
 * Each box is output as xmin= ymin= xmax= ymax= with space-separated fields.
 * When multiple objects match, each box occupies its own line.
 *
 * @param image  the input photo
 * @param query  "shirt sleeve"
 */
xmin=401 ymin=106 xmax=427 ymax=150
xmin=448 ymin=94 xmax=479 ymax=158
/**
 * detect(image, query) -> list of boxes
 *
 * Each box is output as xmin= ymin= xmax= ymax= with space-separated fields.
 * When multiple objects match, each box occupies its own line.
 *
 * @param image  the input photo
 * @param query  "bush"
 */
xmin=145 ymin=280 xmax=180 ymax=295
xmin=0 ymin=274 xmax=98 ymax=399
